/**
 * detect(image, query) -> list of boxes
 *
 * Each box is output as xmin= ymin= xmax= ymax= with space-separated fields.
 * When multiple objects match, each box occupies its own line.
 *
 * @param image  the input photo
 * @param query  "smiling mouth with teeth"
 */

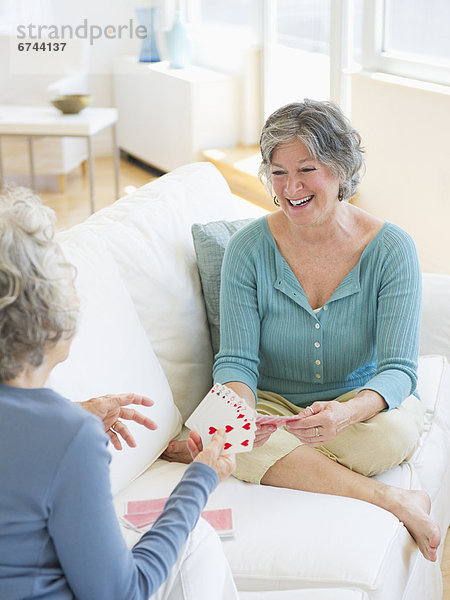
xmin=288 ymin=195 xmax=314 ymax=207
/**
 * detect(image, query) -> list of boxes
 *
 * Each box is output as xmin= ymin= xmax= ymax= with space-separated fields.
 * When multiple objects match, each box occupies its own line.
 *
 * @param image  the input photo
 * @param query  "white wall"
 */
xmin=350 ymin=71 xmax=450 ymax=275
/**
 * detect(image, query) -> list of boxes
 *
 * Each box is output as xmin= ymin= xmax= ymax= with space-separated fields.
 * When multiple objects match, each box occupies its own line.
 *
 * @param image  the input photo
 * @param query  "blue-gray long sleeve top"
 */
xmin=0 ymin=384 xmax=218 ymax=600
xmin=213 ymin=217 xmax=422 ymax=410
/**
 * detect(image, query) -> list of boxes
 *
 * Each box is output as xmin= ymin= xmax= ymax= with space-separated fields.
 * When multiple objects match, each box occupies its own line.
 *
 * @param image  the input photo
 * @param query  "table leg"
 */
xmin=0 ymin=136 xmax=4 ymax=192
xmin=112 ymin=124 xmax=120 ymax=200
xmin=28 ymin=136 xmax=36 ymax=190
xmin=87 ymin=135 xmax=95 ymax=214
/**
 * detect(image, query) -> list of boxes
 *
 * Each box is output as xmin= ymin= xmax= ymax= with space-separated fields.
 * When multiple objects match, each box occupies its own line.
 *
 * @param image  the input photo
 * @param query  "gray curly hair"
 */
xmin=258 ymin=99 xmax=365 ymax=201
xmin=0 ymin=187 xmax=77 ymax=382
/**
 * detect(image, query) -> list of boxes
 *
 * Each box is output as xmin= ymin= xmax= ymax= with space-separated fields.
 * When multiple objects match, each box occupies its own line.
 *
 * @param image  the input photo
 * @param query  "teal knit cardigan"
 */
xmin=213 ymin=217 xmax=422 ymax=410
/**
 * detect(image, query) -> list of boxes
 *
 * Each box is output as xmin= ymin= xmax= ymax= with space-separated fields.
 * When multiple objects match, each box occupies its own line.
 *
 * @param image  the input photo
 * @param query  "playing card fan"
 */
xmin=186 ymin=383 xmax=257 ymax=454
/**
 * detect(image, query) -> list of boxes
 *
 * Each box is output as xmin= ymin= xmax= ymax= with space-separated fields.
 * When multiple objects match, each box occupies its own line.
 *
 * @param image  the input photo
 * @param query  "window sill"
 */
xmin=347 ymin=69 xmax=450 ymax=97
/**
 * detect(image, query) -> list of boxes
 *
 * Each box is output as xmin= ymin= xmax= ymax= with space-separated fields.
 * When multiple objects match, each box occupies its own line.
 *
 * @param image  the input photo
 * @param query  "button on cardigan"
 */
xmin=213 ymin=216 xmax=422 ymax=410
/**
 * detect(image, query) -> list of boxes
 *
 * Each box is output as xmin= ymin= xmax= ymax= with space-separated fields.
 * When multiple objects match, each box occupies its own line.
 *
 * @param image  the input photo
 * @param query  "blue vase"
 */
xmin=136 ymin=7 xmax=161 ymax=62
xmin=166 ymin=11 xmax=190 ymax=69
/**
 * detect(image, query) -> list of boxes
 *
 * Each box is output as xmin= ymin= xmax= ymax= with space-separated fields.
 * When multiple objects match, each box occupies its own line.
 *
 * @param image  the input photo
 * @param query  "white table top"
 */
xmin=0 ymin=106 xmax=118 ymax=136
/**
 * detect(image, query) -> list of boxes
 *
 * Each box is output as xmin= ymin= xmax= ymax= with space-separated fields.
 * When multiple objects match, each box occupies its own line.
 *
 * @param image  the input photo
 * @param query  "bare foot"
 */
xmin=161 ymin=439 xmax=193 ymax=464
xmin=390 ymin=489 xmax=441 ymax=562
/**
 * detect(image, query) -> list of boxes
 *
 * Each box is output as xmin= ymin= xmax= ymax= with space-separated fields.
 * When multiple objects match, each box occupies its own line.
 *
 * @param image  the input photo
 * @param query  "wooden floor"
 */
xmin=443 ymin=532 xmax=450 ymax=597
xmin=38 ymin=154 xmax=161 ymax=230
xmin=27 ymin=154 xmax=450 ymax=597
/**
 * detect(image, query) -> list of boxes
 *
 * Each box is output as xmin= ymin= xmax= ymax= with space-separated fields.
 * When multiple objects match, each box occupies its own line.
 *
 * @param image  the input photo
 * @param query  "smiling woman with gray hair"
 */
xmin=214 ymin=98 xmax=440 ymax=562
xmin=166 ymin=98 xmax=441 ymax=563
xmin=258 ymin=99 xmax=364 ymax=203
xmin=0 ymin=188 xmax=238 ymax=600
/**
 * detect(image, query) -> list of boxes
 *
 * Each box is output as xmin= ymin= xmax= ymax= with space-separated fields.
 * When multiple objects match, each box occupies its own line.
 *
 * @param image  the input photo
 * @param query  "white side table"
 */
xmin=0 ymin=105 xmax=119 ymax=213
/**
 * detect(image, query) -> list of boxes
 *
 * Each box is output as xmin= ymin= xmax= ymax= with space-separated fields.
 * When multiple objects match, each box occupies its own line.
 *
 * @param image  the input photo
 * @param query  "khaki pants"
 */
xmin=234 ymin=389 xmax=426 ymax=483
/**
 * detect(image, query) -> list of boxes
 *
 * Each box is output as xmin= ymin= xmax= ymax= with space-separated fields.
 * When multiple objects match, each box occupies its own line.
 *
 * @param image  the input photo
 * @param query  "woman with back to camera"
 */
xmin=0 ymin=187 xmax=238 ymax=600
xmin=167 ymin=99 xmax=440 ymax=562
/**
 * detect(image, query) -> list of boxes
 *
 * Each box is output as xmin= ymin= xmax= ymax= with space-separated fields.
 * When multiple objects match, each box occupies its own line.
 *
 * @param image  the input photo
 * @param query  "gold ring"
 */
xmin=111 ymin=420 xmax=121 ymax=432
xmin=308 ymin=406 xmax=314 ymax=416
xmin=315 ymin=426 xmax=319 ymax=437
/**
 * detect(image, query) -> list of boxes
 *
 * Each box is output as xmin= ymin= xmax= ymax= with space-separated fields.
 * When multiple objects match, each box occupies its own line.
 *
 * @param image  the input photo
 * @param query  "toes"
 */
xmin=426 ymin=545 xmax=438 ymax=562
xmin=419 ymin=523 xmax=441 ymax=562
xmin=429 ymin=529 xmax=441 ymax=559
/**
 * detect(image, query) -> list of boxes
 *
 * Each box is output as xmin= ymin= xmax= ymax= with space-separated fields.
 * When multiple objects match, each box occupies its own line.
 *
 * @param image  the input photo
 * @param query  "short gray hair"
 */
xmin=258 ymin=99 xmax=364 ymax=201
xmin=0 ymin=187 xmax=77 ymax=381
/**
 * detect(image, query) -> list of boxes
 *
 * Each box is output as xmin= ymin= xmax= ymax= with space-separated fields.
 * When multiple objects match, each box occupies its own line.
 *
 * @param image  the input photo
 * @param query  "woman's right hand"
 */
xmin=187 ymin=429 xmax=236 ymax=483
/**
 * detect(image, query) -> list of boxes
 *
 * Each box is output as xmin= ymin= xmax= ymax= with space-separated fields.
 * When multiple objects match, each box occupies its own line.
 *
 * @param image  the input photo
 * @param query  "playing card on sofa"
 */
xmin=186 ymin=383 xmax=256 ymax=454
xmin=201 ymin=508 xmax=234 ymax=537
xmin=127 ymin=498 xmax=167 ymax=514
xmin=123 ymin=499 xmax=234 ymax=537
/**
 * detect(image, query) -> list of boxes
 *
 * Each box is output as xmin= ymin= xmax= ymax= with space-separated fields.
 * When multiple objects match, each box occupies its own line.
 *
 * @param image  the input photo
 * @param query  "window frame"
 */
xmin=361 ymin=0 xmax=450 ymax=86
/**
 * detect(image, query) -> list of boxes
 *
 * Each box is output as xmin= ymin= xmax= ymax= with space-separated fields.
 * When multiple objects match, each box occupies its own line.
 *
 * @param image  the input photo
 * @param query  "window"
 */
xmin=362 ymin=0 xmax=450 ymax=86
xmin=276 ymin=0 xmax=329 ymax=53
xmin=384 ymin=0 xmax=450 ymax=62
xmin=198 ymin=0 xmax=254 ymax=29
xmin=264 ymin=0 xmax=331 ymax=117
xmin=186 ymin=0 xmax=259 ymax=48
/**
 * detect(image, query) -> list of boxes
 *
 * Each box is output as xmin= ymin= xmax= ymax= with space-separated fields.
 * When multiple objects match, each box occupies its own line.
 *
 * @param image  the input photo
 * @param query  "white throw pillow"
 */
xmin=48 ymin=229 xmax=182 ymax=495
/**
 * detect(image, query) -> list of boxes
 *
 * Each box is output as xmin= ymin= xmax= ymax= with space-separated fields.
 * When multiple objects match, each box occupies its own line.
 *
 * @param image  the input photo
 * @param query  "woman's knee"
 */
xmin=322 ymin=396 xmax=425 ymax=476
xmin=367 ymin=396 xmax=424 ymax=459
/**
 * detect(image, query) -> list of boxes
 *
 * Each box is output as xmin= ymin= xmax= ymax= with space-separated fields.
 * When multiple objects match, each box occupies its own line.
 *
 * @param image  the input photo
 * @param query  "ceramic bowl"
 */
xmin=51 ymin=94 xmax=92 ymax=114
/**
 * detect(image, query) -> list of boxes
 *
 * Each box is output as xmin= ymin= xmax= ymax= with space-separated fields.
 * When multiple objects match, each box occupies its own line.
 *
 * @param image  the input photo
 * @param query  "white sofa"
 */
xmin=47 ymin=162 xmax=450 ymax=599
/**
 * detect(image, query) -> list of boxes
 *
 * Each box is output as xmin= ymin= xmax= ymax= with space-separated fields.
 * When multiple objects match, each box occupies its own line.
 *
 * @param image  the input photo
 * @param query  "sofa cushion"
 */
xmin=79 ymin=163 xmax=265 ymax=421
xmin=114 ymin=458 xmax=414 ymax=598
xmin=192 ymin=218 xmax=255 ymax=355
xmin=48 ymin=229 xmax=181 ymax=495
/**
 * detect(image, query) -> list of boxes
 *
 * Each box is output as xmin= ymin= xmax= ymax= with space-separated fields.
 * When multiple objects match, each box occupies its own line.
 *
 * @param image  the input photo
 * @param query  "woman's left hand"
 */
xmin=80 ymin=393 xmax=158 ymax=450
xmin=286 ymin=400 xmax=352 ymax=446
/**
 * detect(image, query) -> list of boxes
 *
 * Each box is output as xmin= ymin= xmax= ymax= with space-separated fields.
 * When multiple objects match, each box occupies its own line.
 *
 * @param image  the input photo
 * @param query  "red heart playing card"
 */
xmin=185 ymin=383 xmax=256 ymax=454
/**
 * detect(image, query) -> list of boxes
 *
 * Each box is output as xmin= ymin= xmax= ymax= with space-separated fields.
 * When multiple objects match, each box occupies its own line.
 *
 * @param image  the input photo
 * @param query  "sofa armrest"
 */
xmin=420 ymin=273 xmax=450 ymax=361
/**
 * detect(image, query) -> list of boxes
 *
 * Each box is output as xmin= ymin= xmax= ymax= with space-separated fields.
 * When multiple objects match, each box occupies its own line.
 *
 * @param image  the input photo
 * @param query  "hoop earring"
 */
xmin=273 ymin=195 xmax=280 ymax=206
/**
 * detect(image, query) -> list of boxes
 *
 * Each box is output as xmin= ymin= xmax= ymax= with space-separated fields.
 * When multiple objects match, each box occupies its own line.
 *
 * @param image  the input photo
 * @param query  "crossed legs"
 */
xmin=163 ymin=392 xmax=441 ymax=562
xmin=260 ymin=443 xmax=440 ymax=562
xmin=164 ymin=435 xmax=440 ymax=562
